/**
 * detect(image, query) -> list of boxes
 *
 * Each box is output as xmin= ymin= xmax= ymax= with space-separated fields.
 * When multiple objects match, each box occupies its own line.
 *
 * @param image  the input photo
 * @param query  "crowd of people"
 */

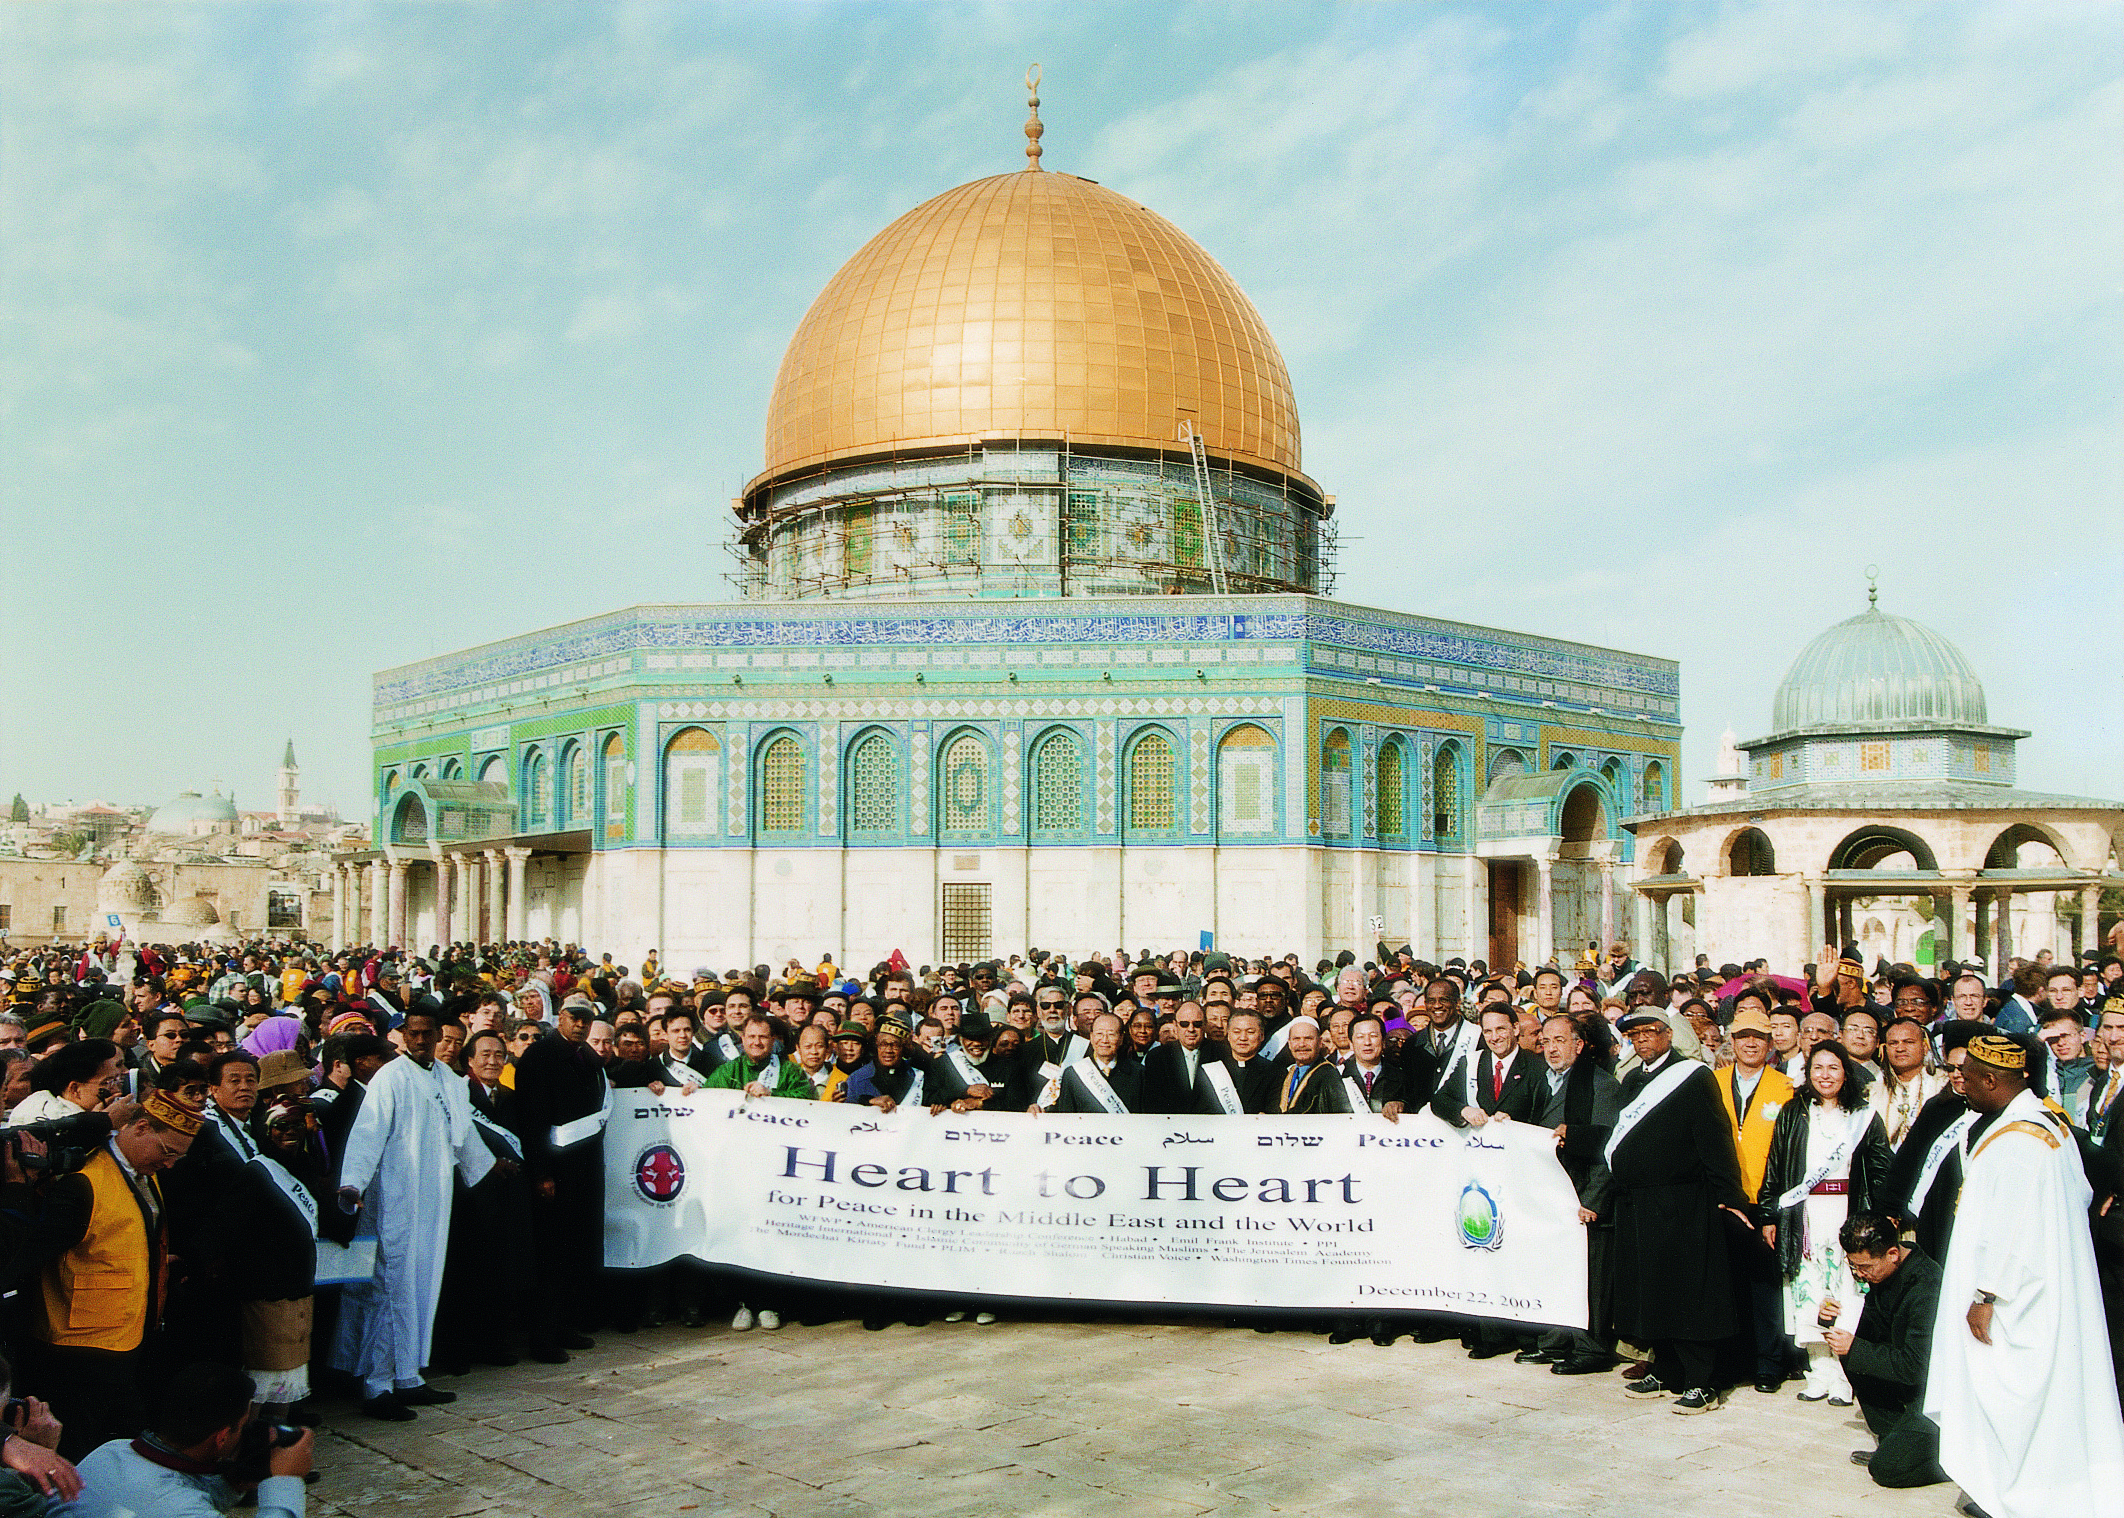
xmin=0 ymin=929 xmax=2119 ymax=1518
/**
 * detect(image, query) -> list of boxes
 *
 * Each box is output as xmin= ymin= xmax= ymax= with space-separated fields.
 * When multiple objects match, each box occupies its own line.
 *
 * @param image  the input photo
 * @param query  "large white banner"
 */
xmin=603 ymin=1090 xmax=1588 ymax=1327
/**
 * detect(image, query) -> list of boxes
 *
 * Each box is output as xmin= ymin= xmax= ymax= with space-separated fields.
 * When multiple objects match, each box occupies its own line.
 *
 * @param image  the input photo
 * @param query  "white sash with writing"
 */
xmin=900 ymin=1068 xmax=925 ymax=1108
xmin=1062 ymin=1034 xmax=1089 ymax=1065
xmin=718 ymin=1032 xmax=740 ymax=1062
xmin=1202 ymin=1061 xmax=1244 ymax=1116
xmin=1604 ymin=1059 xmax=1698 ymax=1164
xmin=549 ymin=1074 xmax=614 ymax=1150
xmin=1774 ymin=1107 xmax=1866 ymax=1211
xmin=663 ymin=1054 xmax=702 ymax=1088
xmin=1906 ymin=1109 xmax=1979 ymax=1217
xmin=749 ymin=1055 xmax=782 ymax=1091
xmin=1344 ymin=1072 xmax=1373 ymax=1116
xmin=946 ymin=1046 xmax=987 ymax=1091
xmin=1037 ymin=1062 xmax=1065 ymax=1109
xmin=469 ymin=1103 xmax=523 ymax=1159
xmin=1463 ymin=1051 xmax=1483 ymax=1109
xmin=1069 ymin=1061 xmax=1130 ymax=1115
xmin=1262 ymin=1023 xmax=1290 ymax=1060
xmin=250 ymin=1153 xmax=319 ymax=1238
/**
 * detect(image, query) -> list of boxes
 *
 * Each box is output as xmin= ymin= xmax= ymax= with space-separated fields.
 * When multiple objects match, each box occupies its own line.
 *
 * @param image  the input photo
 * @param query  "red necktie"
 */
xmin=1491 ymin=1061 xmax=1505 ymax=1102
xmin=1363 ymin=1070 xmax=1375 ymax=1097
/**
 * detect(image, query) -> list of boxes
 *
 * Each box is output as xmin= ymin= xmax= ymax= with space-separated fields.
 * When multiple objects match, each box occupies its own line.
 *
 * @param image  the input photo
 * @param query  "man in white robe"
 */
xmin=335 ymin=1006 xmax=493 ymax=1419
xmin=1924 ymin=1033 xmax=2124 ymax=1518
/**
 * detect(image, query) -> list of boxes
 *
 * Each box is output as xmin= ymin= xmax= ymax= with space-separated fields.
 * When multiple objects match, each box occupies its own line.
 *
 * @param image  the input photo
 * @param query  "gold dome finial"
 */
xmin=1024 ymin=63 xmax=1043 ymax=170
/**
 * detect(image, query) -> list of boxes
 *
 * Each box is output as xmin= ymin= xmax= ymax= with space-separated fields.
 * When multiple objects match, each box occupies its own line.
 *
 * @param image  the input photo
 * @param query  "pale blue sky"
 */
xmin=3 ymin=1 xmax=2118 ymax=820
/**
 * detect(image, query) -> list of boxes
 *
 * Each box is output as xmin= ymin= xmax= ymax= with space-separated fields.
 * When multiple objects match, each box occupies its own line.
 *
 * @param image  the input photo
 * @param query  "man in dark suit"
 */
xmin=1341 ymin=1012 xmax=1412 ymax=1118
xmin=1430 ymin=1005 xmax=1539 ymax=1130
xmin=1142 ymin=1001 xmax=1213 ymax=1115
xmin=1607 ymin=1008 xmax=1748 ymax=1414
xmin=1528 ymin=1013 xmax=1621 ymax=1373
xmin=1049 ymin=1012 xmax=1146 ymax=1113
xmin=1210 ymin=1009 xmax=1280 ymax=1114
xmin=1820 ymin=1212 xmax=1948 ymax=1488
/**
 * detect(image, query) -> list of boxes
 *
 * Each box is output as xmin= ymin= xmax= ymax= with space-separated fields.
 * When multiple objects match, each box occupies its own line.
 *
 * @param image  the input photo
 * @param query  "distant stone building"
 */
xmin=1628 ymin=592 xmax=2122 ymax=973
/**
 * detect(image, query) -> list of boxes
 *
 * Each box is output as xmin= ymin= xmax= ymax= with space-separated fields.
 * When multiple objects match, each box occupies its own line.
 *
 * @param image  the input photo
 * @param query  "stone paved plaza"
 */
xmin=306 ymin=1314 xmax=1962 ymax=1518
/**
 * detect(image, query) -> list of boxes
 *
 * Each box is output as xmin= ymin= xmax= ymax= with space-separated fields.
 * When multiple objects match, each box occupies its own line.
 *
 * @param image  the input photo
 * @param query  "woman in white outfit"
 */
xmin=1758 ymin=1041 xmax=1893 ymax=1405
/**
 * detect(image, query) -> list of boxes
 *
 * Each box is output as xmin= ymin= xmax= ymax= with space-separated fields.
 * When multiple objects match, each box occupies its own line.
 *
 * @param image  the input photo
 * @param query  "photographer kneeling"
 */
xmin=73 ymin=1361 xmax=312 ymax=1518
xmin=1823 ymin=1212 xmax=1949 ymax=1488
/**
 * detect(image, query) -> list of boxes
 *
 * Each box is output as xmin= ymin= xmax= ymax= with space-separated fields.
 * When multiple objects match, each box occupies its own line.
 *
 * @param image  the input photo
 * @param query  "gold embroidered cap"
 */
xmin=140 ymin=1089 xmax=206 ymax=1136
xmin=1965 ymin=1033 xmax=2026 ymax=1072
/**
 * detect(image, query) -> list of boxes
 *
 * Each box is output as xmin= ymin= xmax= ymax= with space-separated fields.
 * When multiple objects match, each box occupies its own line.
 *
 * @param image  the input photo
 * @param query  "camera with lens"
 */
xmin=1 ymin=1121 xmax=90 ymax=1178
xmin=220 ymin=1419 xmax=304 ymax=1486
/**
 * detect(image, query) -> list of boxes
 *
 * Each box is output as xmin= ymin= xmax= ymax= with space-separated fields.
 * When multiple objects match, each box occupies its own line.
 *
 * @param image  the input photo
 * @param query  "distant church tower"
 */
xmin=277 ymin=740 xmax=300 ymax=824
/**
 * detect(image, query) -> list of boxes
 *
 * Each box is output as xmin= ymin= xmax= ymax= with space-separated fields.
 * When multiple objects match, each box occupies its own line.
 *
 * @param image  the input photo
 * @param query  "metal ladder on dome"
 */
xmin=1179 ymin=421 xmax=1229 ymax=595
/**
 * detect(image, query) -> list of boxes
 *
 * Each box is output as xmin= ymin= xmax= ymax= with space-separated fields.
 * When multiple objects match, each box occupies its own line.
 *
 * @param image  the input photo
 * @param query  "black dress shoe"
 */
xmin=862 ymin=1317 xmax=890 ymax=1331
xmin=475 ymin=1350 xmax=521 ymax=1368
xmin=1370 ymin=1332 xmax=1398 ymax=1347
xmin=1849 ymin=1451 xmax=1872 ymax=1468
xmin=561 ymin=1331 xmax=595 ymax=1351
xmin=528 ymin=1345 xmax=570 ymax=1364
xmin=1755 ymin=1377 xmax=1784 ymax=1394
xmin=1466 ymin=1342 xmax=1512 ymax=1360
xmin=1327 ymin=1330 xmax=1358 ymax=1345
xmin=1513 ymin=1348 xmax=1551 ymax=1364
xmin=1550 ymin=1355 xmax=1614 ymax=1375
xmin=1412 ymin=1327 xmax=1455 ymax=1343
xmin=361 ymin=1395 xmax=415 ymax=1422
xmin=428 ymin=1360 xmax=471 ymax=1378
xmin=396 ymin=1384 xmax=457 ymax=1406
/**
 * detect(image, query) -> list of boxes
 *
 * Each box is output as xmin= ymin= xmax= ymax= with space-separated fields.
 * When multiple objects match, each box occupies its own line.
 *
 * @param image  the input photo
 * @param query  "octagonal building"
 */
xmin=350 ymin=108 xmax=1682 ymax=972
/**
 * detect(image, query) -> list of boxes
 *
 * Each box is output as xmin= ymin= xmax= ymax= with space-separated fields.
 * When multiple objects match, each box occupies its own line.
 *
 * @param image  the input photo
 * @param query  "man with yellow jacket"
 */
xmin=21 ymin=1091 xmax=203 ymax=1459
xmin=1716 ymin=1003 xmax=1801 ymax=1395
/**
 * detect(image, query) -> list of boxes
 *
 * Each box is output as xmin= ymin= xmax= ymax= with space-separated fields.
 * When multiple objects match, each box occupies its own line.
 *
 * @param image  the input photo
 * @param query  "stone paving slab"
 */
xmin=306 ymin=1318 xmax=1964 ymax=1518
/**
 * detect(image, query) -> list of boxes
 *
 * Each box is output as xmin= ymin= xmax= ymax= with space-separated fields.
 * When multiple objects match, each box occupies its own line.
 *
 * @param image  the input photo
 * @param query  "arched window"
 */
xmin=476 ymin=755 xmax=505 ymax=785
xmin=440 ymin=757 xmax=463 ymax=781
xmin=1729 ymin=828 xmax=1776 ymax=877
xmin=1377 ymin=742 xmax=1405 ymax=837
xmin=1488 ymin=747 xmax=1527 ymax=786
xmin=563 ymin=746 xmax=590 ymax=825
xmin=940 ymin=733 xmax=990 ymax=833
xmin=525 ymin=752 xmax=551 ymax=829
xmin=758 ymin=735 xmax=805 ymax=834
xmin=847 ymin=731 xmax=899 ymax=834
xmin=1218 ymin=724 xmax=1277 ymax=837
xmin=1127 ymin=731 xmax=1177 ymax=832
xmin=1551 ymin=751 xmax=1576 ymax=770
xmin=1641 ymin=760 xmax=1667 ymax=814
xmin=1031 ymin=730 xmax=1085 ymax=834
xmin=1433 ymin=741 xmax=1464 ymax=841
xmin=381 ymin=770 xmax=401 ymax=800
xmin=1321 ymin=729 xmax=1353 ymax=837
xmin=601 ymin=735 xmax=627 ymax=841
xmin=663 ymin=728 xmax=721 ymax=838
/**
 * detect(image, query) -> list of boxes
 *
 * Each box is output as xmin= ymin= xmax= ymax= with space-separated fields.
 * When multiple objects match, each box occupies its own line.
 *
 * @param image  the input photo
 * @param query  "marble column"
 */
xmin=1950 ymin=884 xmax=1972 ymax=969
xmin=1634 ymin=890 xmax=1654 ymax=970
xmin=1804 ymin=877 xmax=1826 ymax=970
xmin=1598 ymin=860 xmax=1617 ymax=950
xmin=2082 ymin=884 xmax=2102 ymax=962
xmin=505 ymin=848 xmax=531 ymax=943
xmin=430 ymin=849 xmax=452 ymax=949
xmin=485 ymin=849 xmax=506 ymax=945
xmin=1993 ymin=886 xmax=2014 ymax=980
xmin=1534 ymin=857 xmax=1555 ymax=969
xmin=369 ymin=861 xmax=388 ymax=951
xmin=388 ymin=858 xmax=410 ymax=951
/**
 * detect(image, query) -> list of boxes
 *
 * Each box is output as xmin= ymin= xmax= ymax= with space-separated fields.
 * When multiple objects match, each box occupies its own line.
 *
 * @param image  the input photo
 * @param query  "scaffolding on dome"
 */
xmin=731 ymin=437 xmax=1337 ymax=603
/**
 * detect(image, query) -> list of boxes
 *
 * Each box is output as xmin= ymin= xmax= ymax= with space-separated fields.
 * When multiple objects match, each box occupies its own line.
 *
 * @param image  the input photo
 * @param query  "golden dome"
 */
xmin=755 ymin=168 xmax=1304 ymax=488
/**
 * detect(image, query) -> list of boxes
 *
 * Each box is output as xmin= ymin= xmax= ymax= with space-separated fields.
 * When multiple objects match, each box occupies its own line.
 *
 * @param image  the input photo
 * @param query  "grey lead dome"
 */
xmin=1769 ymin=604 xmax=1989 ymax=734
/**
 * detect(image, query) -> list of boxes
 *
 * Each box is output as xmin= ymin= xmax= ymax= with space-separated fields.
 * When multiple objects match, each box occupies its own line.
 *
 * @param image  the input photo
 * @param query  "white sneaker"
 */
xmin=731 ymin=1306 xmax=755 ymax=1331
xmin=974 ymin=1312 xmax=997 ymax=1325
xmin=756 ymin=1309 xmax=782 ymax=1331
xmin=944 ymin=1311 xmax=967 ymax=1323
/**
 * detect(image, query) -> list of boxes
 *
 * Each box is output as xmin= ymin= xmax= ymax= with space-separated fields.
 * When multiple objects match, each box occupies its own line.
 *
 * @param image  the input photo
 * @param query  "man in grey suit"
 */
xmin=1526 ymin=1012 xmax=1622 ymax=1374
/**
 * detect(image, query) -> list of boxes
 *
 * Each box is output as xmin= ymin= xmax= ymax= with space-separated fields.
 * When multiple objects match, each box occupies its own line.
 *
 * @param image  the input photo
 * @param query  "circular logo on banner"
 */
xmin=634 ymin=1143 xmax=686 ymax=1205
xmin=1456 ymin=1181 xmax=1503 ymax=1252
